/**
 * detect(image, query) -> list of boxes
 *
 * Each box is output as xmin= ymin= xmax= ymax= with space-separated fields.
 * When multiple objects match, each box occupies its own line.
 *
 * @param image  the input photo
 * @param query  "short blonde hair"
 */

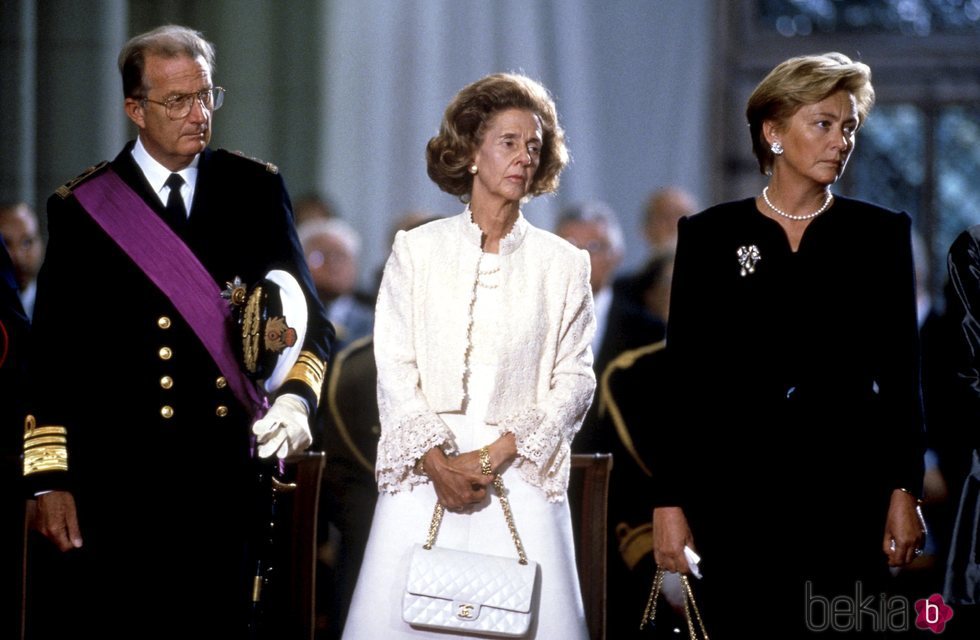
xmin=746 ymin=52 xmax=875 ymax=175
xmin=426 ymin=73 xmax=569 ymax=201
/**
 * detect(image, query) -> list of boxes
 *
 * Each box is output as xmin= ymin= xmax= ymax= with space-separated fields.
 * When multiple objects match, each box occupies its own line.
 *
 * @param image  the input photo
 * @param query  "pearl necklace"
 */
xmin=762 ymin=186 xmax=833 ymax=221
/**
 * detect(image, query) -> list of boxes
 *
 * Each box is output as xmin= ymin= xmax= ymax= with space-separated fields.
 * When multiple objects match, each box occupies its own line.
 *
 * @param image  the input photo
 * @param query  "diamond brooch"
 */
xmin=736 ymin=245 xmax=761 ymax=277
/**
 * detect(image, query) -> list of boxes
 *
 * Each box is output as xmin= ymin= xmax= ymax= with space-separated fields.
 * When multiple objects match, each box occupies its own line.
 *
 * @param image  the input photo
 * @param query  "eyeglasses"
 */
xmin=140 ymin=87 xmax=225 ymax=120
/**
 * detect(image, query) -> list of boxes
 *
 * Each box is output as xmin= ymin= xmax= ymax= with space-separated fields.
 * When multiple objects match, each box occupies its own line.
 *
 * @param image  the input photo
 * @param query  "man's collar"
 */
xmin=131 ymin=136 xmax=200 ymax=199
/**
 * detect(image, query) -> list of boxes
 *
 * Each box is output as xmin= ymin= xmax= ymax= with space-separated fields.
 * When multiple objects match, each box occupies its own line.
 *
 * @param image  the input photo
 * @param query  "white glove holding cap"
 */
xmin=251 ymin=394 xmax=312 ymax=458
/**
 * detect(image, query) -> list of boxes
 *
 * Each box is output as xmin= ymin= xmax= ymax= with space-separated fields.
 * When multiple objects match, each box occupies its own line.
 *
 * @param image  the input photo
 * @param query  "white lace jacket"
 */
xmin=374 ymin=211 xmax=596 ymax=502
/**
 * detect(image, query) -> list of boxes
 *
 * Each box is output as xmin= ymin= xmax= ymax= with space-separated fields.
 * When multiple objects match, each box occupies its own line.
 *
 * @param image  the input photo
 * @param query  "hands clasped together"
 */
xmin=421 ymin=433 xmax=518 ymax=511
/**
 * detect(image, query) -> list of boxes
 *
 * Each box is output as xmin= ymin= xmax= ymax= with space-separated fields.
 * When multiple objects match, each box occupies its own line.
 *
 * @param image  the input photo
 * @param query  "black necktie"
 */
xmin=164 ymin=173 xmax=187 ymax=230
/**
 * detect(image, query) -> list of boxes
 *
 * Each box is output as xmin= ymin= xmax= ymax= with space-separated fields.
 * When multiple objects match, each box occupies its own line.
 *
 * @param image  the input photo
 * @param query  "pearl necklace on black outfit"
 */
xmin=762 ymin=186 xmax=833 ymax=221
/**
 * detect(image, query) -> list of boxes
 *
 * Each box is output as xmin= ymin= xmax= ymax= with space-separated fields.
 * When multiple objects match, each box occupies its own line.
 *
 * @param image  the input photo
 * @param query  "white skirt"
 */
xmin=343 ymin=367 xmax=587 ymax=639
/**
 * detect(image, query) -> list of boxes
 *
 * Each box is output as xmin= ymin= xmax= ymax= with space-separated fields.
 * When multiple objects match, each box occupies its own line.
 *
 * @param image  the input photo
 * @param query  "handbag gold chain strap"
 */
xmin=422 ymin=447 xmax=529 ymax=565
xmin=640 ymin=568 xmax=710 ymax=639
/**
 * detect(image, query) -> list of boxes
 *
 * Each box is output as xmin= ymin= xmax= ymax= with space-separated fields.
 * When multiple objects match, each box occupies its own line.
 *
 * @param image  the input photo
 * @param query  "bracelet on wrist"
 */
xmin=479 ymin=446 xmax=492 ymax=476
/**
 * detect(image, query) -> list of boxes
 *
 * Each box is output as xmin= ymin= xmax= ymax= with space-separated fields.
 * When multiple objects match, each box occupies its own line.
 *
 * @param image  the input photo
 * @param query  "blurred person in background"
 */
xmin=555 ymin=200 xmax=624 ymax=372
xmin=941 ymin=223 xmax=980 ymax=634
xmin=0 ymin=202 xmax=43 ymax=317
xmin=641 ymin=186 xmax=697 ymax=261
xmin=293 ymin=192 xmax=337 ymax=226
xmin=300 ymin=218 xmax=374 ymax=351
xmin=0 ymin=235 xmax=30 ymax=639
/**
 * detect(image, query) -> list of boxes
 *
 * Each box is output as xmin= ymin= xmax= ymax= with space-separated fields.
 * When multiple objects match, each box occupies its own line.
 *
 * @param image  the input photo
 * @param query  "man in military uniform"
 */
xmin=24 ymin=25 xmax=332 ymax=637
xmin=597 ymin=340 xmax=693 ymax=639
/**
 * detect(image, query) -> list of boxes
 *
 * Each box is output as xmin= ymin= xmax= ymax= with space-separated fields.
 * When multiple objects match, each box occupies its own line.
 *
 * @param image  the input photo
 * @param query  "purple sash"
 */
xmin=73 ymin=168 xmax=266 ymax=416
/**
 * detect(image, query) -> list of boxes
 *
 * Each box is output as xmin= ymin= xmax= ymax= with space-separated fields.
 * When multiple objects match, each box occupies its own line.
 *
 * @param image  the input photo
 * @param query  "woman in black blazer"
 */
xmin=651 ymin=53 xmax=926 ymax=636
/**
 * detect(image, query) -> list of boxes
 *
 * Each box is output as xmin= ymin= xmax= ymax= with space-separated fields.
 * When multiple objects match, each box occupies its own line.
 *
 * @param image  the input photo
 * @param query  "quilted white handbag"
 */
xmin=402 ymin=461 xmax=539 ymax=637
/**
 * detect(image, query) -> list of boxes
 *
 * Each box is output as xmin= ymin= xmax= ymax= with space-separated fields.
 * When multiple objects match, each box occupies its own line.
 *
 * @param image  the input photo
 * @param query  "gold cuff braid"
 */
xmin=23 ymin=415 xmax=69 ymax=476
xmin=284 ymin=350 xmax=326 ymax=403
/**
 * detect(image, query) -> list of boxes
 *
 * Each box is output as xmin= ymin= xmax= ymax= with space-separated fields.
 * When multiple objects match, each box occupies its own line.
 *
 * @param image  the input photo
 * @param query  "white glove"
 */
xmin=251 ymin=394 xmax=312 ymax=458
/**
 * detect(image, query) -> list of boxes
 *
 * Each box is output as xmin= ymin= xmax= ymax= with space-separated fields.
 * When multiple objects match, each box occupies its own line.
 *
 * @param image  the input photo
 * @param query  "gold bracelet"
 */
xmin=479 ymin=446 xmax=492 ymax=476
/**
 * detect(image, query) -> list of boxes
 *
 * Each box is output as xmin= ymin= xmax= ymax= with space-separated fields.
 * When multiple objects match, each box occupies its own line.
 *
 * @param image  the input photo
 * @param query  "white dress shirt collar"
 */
xmin=131 ymin=137 xmax=200 ymax=215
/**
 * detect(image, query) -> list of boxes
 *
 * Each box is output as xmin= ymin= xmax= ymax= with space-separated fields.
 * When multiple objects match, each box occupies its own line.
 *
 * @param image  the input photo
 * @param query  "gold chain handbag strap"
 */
xmin=422 ymin=446 xmax=529 ymax=565
xmin=639 ymin=568 xmax=710 ymax=639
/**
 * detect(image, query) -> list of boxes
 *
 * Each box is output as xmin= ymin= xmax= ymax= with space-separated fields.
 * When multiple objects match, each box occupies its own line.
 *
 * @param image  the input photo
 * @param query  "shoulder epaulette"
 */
xmin=598 ymin=340 xmax=666 ymax=478
xmin=55 ymin=161 xmax=109 ymax=199
xmin=225 ymin=149 xmax=278 ymax=175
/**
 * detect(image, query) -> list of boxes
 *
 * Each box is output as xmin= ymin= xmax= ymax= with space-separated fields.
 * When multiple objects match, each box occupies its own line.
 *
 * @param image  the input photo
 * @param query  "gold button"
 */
xmin=160 ymin=376 xmax=173 ymax=390
xmin=157 ymin=316 xmax=172 ymax=329
xmin=158 ymin=347 xmax=172 ymax=360
xmin=160 ymin=405 xmax=174 ymax=419
xmin=216 ymin=405 xmax=229 ymax=417
xmin=215 ymin=376 xmax=227 ymax=389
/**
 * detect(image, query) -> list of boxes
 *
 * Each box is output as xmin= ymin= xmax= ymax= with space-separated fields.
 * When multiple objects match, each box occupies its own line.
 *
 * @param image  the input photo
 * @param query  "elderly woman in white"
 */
xmin=342 ymin=73 xmax=595 ymax=639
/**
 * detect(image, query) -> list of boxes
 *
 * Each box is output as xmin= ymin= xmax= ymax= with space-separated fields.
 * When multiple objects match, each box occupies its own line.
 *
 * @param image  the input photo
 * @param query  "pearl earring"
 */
xmin=469 ymin=165 xmax=478 ymax=174
xmin=771 ymin=141 xmax=784 ymax=155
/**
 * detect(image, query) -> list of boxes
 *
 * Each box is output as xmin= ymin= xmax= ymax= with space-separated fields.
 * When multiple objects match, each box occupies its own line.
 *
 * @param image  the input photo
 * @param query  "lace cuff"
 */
xmin=376 ymin=410 xmax=457 ymax=493
xmin=498 ymin=406 xmax=570 ymax=500
xmin=500 ymin=407 xmax=549 ymax=465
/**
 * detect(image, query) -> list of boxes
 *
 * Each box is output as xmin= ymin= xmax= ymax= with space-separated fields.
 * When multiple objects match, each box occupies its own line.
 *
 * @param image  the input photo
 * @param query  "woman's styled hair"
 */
xmin=426 ymin=73 xmax=569 ymax=201
xmin=746 ymin=52 xmax=875 ymax=175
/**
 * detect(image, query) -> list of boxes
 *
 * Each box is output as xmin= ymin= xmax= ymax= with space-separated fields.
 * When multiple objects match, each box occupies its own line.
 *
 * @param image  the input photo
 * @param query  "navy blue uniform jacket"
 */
xmin=25 ymin=141 xmax=333 ymax=636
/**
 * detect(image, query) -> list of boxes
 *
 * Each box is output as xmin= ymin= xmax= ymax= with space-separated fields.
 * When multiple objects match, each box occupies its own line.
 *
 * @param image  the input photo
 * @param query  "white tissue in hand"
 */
xmin=684 ymin=545 xmax=702 ymax=579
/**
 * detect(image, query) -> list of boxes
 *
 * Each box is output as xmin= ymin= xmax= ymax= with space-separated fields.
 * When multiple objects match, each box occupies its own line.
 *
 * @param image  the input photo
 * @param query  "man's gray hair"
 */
xmin=556 ymin=200 xmax=624 ymax=255
xmin=118 ymin=25 xmax=216 ymax=98
xmin=297 ymin=218 xmax=362 ymax=258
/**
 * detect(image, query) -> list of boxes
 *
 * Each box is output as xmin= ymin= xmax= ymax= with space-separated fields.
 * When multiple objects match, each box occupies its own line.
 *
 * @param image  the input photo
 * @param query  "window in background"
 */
xmin=846 ymin=104 xmax=980 ymax=294
xmin=757 ymin=0 xmax=980 ymax=36
xmin=935 ymin=106 xmax=980 ymax=276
